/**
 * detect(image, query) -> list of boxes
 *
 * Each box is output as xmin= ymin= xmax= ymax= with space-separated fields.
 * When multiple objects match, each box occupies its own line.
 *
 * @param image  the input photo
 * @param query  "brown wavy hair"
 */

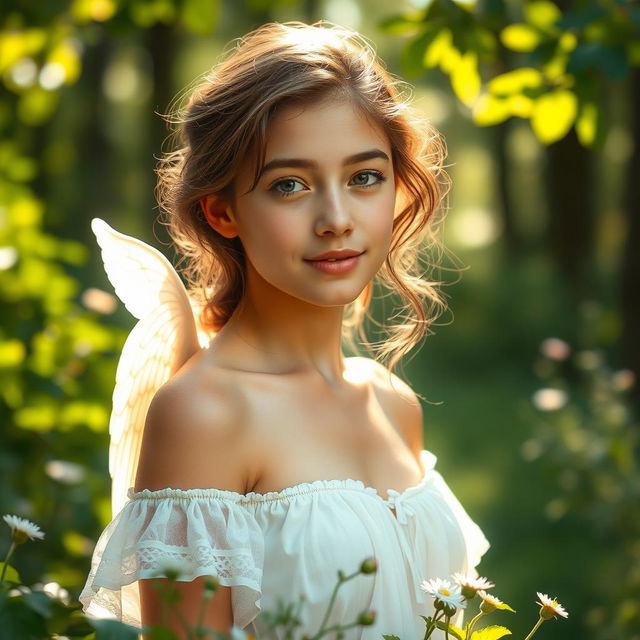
xmin=155 ymin=20 xmax=452 ymax=374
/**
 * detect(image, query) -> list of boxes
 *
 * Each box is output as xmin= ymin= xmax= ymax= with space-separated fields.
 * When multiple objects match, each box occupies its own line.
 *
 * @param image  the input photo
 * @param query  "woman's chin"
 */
xmin=298 ymin=288 xmax=367 ymax=309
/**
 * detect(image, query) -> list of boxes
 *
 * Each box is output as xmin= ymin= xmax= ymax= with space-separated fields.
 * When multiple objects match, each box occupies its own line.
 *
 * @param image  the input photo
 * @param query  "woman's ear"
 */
xmin=199 ymin=194 xmax=238 ymax=238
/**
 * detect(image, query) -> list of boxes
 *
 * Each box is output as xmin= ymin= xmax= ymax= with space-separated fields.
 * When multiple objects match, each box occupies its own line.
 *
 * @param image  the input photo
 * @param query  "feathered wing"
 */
xmin=91 ymin=218 xmax=210 ymax=517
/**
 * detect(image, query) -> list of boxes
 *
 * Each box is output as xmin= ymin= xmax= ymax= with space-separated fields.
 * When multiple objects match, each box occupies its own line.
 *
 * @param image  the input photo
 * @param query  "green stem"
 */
xmin=309 ymin=570 xmax=359 ymax=640
xmin=313 ymin=619 xmax=359 ymax=639
xmin=160 ymin=583 xmax=195 ymax=640
xmin=424 ymin=609 xmax=445 ymax=640
xmin=445 ymin=615 xmax=451 ymax=640
xmin=285 ymin=594 xmax=305 ymax=640
xmin=0 ymin=542 xmax=17 ymax=585
xmin=195 ymin=586 xmax=215 ymax=639
xmin=523 ymin=617 xmax=545 ymax=640
xmin=465 ymin=611 xmax=485 ymax=639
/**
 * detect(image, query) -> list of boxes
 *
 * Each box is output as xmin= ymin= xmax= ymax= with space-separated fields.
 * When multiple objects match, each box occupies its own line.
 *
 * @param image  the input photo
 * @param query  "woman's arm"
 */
xmin=134 ymin=374 xmax=251 ymax=637
xmin=139 ymin=576 xmax=233 ymax=638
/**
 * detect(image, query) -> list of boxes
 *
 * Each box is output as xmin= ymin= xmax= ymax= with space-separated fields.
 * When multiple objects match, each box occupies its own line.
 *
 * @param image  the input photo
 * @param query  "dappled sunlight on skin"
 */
xmin=342 ymin=358 xmax=374 ymax=384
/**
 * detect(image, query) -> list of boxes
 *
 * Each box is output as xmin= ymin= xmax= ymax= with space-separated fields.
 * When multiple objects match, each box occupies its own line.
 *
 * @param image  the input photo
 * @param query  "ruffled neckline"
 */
xmin=128 ymin=449 xmax=438 ymax=506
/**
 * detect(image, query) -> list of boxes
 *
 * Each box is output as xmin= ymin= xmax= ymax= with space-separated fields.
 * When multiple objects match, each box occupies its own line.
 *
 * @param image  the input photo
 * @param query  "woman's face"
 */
xmin=228 ymin=95 xmax=396 ymax=308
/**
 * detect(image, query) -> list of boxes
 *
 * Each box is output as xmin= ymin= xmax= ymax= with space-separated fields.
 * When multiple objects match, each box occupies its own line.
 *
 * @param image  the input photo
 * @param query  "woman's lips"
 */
xmin=305 ymin=254 xmax=362 ymax=274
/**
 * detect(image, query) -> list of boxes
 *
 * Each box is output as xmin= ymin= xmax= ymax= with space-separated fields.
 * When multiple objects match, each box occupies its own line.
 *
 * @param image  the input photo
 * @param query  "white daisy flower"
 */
xmin=3 ymin=514 xmax=45 ymax=544
xmin=420 ymin=577 xmax=467 ymax=611
xmin=536 ymin=592 xmax=569 ymax=619
xmin=452 ymin=572 xmax=495 ymax=597
xmin=477 ymin=589 xmax=516 ymax=614
xmin=156 ymin=556 xmax=194 ymax=580
xmin=478 ymin=590 xmax=504 ymax=608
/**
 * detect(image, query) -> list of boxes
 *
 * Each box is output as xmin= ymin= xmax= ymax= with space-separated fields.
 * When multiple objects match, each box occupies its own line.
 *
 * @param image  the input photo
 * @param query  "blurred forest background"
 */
xmin=1 ymin=0 xmax=639 ymax=639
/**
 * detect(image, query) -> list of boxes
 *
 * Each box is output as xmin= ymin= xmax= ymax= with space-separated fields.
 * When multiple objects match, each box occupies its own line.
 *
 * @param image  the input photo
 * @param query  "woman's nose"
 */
xmin=314 ymin=190 xmax=353 ymax=236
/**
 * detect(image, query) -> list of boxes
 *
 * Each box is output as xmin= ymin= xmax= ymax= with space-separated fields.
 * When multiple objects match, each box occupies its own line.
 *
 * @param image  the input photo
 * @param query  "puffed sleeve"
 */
xmin=79 ymin=487 xmax=264 ymax=631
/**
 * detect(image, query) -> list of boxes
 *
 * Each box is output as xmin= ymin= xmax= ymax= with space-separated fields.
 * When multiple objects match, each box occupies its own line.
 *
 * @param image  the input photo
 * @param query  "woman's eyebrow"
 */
xmin=259 ymin=148 xmax=390 ymax=178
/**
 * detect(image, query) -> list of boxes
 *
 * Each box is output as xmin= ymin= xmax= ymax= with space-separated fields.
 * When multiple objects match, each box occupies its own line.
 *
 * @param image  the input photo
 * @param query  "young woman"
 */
xmin=81 ymin=21 xmax=490 ymax=640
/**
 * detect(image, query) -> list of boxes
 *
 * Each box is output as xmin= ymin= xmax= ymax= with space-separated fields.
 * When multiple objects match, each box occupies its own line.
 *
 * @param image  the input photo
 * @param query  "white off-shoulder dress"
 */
xmin=80 ymin=449 xmax=490 ymax=639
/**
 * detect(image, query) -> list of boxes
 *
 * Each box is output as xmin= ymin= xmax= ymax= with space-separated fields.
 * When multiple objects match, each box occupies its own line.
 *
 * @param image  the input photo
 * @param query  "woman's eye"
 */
xmin=351 ymin=170 xmax=386 ymax=188
xmin=271 ymin=178 xmax=306 ymax=198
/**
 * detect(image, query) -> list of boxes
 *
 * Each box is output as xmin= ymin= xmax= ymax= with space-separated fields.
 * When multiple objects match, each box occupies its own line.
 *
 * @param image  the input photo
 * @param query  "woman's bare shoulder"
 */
xmin=347 ymin=356 xmax=419 ymax=405
xmin=133 ymin=355 xmax=256 ymax=494
xmin=347 ymin=357 xmax=424 ymax=454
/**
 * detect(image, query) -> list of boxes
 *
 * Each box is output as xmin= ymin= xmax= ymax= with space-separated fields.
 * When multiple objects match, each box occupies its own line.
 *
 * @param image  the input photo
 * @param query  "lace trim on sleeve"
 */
xmin=80 ymin=492 xmax=263 ymax=630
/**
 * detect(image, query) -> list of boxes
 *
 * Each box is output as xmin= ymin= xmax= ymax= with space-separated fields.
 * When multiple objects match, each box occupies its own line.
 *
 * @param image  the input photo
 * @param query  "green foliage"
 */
xmin=0 ymin=0 xmax=231 ymax=595
xmin=0 ymin=548 xmax=380 ymax=639
xmin=526 ymin=320 xmax=640 ymax=638
xmin=381 ymin=0 xmax=639 ymax=147
xmin=0 ymin=563 xmax=21 ymax=584
xmin=89 ymin=618 xmax=141 ymax=639
xmin=0 ymin=3 xmax=633 ymax=640
xmin=0 ymin=588 xmax=99 ymax=639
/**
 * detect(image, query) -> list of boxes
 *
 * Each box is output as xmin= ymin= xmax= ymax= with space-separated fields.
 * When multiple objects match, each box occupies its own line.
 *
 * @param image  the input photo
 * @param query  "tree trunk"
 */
xmin=146 ymin=21 xmax=177 ymax=236
xmin=544 ymin=128 xmax=595 ymax=300
xmin=479 ymin=0 xmax=523 ymax=254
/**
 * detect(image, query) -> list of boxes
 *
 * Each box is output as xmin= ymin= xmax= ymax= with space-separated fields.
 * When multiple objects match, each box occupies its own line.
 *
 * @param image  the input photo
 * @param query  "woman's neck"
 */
xmin=207 ymin=277 xmax=348 ymax=383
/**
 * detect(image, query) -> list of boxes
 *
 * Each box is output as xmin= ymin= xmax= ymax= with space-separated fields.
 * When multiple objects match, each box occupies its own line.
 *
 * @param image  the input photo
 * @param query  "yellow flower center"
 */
xmin=439 ymin=589 xmax=451 ymax=597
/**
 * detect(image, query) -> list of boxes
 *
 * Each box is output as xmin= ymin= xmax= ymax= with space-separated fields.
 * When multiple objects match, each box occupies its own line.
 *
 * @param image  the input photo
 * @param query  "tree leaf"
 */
xmin=182 ymin=0 xmax=218 ymax=35
xmin=47 ymin=40 xmax=82 ymax=85
xmin=507 ymin=94 xmax=534 ymax=118
xmin=525 ymin=1 xmax=561 ymax=32
xmin=451 ymin=51 xmax=481 ymax=107
xmin=500 ymin=24 xmax=541 ymax=52
xmin=531 ymin=90 xmax=577 ymax=144
xmin=378 ymin=12 xmax=425 ymax=36
xmin=472 ymin=92 xmax=511 ymax=126
xmin=576 ymin=101 xmax=597 ymax=146
xmin=466 ymin=25 xmax=498 ymax=58
xmin=425 ymin=28 xmax=454 ymax=69
xmin=488 ymin=68 xmax=543 ymax=96
xmin=575 ymin=96 xmax=606 ymax=148
xmin=400 ymin=28 xmax=440 ymax=78
xmin=557 ymin=4 xmax=608 ymax=29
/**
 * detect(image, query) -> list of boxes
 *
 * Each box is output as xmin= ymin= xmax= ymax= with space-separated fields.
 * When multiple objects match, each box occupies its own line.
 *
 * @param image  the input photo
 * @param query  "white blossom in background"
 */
xmin=540 ymin=338 xmax=570 ymax=361
xmin=532 ymin=388 xmax=568 ymax=411
xmin=575 ymin=349 xmax=601 ymax=370
xmin=81 ymin=287 xmax=118 ymax=314
xmin=45 ymin=460 xmax=85 ymax=484
xmin=612 ymin=368 xmax=635 ymax=392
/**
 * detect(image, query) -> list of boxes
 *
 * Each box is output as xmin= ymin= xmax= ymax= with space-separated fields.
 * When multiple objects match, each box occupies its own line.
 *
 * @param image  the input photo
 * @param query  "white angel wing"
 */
xmin=91 ymin=218 xmax=210 ymax=517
